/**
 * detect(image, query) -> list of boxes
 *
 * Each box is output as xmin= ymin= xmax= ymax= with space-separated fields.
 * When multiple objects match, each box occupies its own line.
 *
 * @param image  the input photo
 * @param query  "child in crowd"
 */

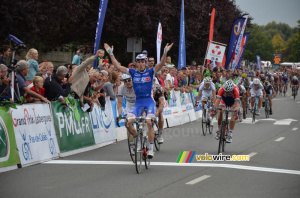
xmin=26 ymin=76 xmax=45 ymax=103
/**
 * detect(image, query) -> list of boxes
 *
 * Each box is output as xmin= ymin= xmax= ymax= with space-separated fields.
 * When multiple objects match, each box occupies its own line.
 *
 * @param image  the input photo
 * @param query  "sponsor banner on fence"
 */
xmin=10 ymin=104 xmax=59 ymax=166
xmin=51 ymin=100 xmax=95 ymax=152
xmin=163 ymin=90 xmax=181 ymax=118
xmin=90 ymin=98 xmax=117 ymax=144
xmin=0 ymin=107 xmax=20 ymax=168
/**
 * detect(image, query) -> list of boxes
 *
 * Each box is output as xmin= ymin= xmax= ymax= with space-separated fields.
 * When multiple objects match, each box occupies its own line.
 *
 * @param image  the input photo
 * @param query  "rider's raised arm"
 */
xmin=154 ymin=43 xmax=173 ymax=73
xmin=104 ymin=43 xmax=128 ymax=74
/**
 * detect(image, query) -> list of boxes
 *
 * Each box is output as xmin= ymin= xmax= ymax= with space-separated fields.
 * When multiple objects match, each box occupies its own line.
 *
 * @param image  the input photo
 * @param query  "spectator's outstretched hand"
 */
xmin=95 ymin=49 xmax=103 ymax=57
xmin=164 ymin=43 xmax=174 ymax=54
xmin=43 ymin=98 xmax=51 ymax=104
xmin=104 ymin=43 xmax=114 ymax=56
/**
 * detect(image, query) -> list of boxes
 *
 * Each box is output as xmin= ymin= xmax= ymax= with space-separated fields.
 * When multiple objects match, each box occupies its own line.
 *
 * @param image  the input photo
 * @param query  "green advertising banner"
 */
xmin=51 ymin=100 xmax=95 ymax=152
xmin=0 ymin=106 xmax=20 ymax=168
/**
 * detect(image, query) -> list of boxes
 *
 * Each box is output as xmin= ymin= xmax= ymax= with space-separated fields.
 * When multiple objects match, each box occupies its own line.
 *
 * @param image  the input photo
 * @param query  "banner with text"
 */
xmin=51 ymin=100 xmax=95 ymax=153
xmin=90 ymin=98 xmax=117 ymax=144
xmin=10 ymin=104 xmax=59 ymax=166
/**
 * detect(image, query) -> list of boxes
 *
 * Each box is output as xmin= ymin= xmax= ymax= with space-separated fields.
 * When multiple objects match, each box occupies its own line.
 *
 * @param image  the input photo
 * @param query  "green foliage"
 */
xmin=243 ymin=24 xmax=274 ymax=61
xmin=271 ymin=34 xmax=286 ymax=53
xmin=283 ymin=20 xmax=300 ymax=62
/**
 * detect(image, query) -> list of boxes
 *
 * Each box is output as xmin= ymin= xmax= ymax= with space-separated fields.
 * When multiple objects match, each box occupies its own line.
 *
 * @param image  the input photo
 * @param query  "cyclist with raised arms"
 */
xmin=104 ymin=43 xmax=173 ymax=159
xmin=214 ymin=80 xmax=240 ymax=143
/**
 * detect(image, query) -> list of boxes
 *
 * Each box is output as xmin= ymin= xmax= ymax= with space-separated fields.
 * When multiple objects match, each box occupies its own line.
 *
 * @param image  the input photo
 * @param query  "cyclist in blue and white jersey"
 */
xmin=282 ymin=72 xmax=289 ymax=92
xmin=104 ymin=43 xmax=173 ymax=158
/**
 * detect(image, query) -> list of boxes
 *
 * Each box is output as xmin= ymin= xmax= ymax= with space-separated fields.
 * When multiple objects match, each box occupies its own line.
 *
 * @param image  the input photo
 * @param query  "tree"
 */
xmin=272 ymin=34 xmax=286 ymax=53
xmin=1 ymin=0 xmax=245 ymax=66
xmin=283 ymin=20 xmax=300 ymax=62
xmin=243 ymin=24 xmax=274 ymax=62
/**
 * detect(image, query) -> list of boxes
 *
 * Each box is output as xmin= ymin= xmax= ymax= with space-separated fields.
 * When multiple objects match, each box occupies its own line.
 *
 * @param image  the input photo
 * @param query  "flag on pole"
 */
xmin=225 ymin=17 xmax=247 ymax=70
xmin=212 ymin=60 xmax=216 ymax=70
xmin=93 ymin=0 xmax=108 ymax=68
xmin=178 ymin=0 xmax=186 ymax=70
xmin=236 ymin=33 xmax=250 ymax=69
xmin=209 ymin=8 xmax=216 ymax=42
xmin=257 ymin=55 xmax=261 ymax=71
xmin=232 ymin=15 xmax=249 ymax=70
xmin=156 ymin=22 xmax=162 ymax=64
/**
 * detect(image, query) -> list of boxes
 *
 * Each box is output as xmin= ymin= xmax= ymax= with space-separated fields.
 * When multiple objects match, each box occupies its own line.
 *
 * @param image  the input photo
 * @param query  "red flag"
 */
xmin=209 ymin=8 xmax=216 ymax=41
xmin=222 ymin=55 xmax=226 ymax=68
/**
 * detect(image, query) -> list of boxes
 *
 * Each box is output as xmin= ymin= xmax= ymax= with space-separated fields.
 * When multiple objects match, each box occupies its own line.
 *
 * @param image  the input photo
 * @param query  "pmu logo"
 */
xmin=0 ymin=118 xmax=10 ymax=162
xmin=234 ymin=22 xmax=241 ymax=35
xmin=100 ymin=107 xmax=112 ymax=133
xmin=133 ymin=77 xmax=151 ymax=83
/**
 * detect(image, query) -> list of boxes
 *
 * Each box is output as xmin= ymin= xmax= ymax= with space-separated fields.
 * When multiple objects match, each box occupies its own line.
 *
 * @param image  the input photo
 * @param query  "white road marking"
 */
xmin=186 ymin=175 xmax=211 ymax=185
xmin=275 ymin=137 xmax=285 ymax=142
xmin=274 ymin=119 xmax=297 ymax=125
xmin=44 ymin=160 xmax=300 ymax=175
xmin=297 ymin=102 xmax=300 ymax=103
xmin=248 ymin=152 xmax=258 ymax=158
xmin=292 ymin=128 xmax=298 ymax=131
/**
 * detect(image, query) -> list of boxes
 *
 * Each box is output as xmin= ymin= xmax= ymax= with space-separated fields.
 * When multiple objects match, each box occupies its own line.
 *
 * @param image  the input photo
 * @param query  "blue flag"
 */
xmin=178 ymin=0 xmax=186 ymax=70
xmin=236 ymin=33 xmax=250 ymax=69
xmin=256 ymin=55 xmax=261 ymax=71
xmin=93 ymin=0 xmax=108 ymax=68
xmin=225 ymin=17 xmax=246 ymax=70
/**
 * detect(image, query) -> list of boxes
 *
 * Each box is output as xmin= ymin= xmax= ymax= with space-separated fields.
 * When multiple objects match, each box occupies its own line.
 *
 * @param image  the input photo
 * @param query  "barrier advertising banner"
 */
xmin=0 ymin=107 xmax=20 ymax=168
xmin=90 ymin=98 xmax=117 ymax=144
xmin=51 ymin=100 xmax=95 ymax=152
xmin=10 ymin=104 xmax=59 ymax=166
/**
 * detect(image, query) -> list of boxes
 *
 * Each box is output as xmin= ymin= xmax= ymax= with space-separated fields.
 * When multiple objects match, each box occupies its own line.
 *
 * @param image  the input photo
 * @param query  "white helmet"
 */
xmin=223 ymin=80 xmax=235 ymax=92
xmin=293 ymin=76 xmax=298 ymax=81
xmin=204 ymin=77 xmax=212 ymax=84
xmin=253 ymin=78 xmax=260 ymax=85
xmin=121 ymin=74 xmax=131 ymax=80
xmin=136 ymin=54 xmax=147 ymax=60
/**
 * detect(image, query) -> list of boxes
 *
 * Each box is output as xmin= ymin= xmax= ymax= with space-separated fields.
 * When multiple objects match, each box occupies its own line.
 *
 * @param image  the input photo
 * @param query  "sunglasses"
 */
xmin=136 ymin=60 xmax=146 ymax=63
xmin=124 ymin=79 xmax=131 ymax=83
xmin=148 ymin=60 xmax=154 ymax=62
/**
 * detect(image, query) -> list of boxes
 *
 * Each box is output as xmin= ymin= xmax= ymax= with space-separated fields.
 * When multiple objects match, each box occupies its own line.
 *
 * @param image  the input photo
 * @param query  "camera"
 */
xmin=6 ymin=34 xmax=26 ymax=48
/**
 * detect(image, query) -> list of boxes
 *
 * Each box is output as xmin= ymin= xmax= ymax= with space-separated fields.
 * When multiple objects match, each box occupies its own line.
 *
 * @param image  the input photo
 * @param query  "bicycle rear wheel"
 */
xmin=265 ymin=99 xmax=269 ymax=118
xmin=283 ymin=85 xmax=286 ymax=97
xmin=135 ymin=134 xmax=142 ymax=174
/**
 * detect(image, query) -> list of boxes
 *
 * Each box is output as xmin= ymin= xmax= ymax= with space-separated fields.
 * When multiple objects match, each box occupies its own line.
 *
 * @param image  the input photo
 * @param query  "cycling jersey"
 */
xmin=282 ymin=74 xmax=288 ymax=83
xmin=217 ymin=85 xmax=240 ymax=107
xmin=127 ymin=67 xmax=156 ymax=118
xmin=153 ymin=88 xmax=163 ymax=108
xmin=117 ymin=85 xmax=136 ymax=114
xmin=264 ymin=85 xmax=273 ymax=95
xmin=199 ymin=81 xmax=216 ymax=100
xmin=291 ymin=79 xmax=299 ymax=85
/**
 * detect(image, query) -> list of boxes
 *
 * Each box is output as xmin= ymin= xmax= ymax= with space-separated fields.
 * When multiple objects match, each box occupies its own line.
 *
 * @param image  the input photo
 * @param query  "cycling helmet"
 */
xmin=136 ymin=54 xmax=147 ymax=60
xmin=260 ymin=74 xmax=265 ymax=78
xmin=264 ymin=81 xmax=269 ymax=86
xmin=293 ymin=76 xmax=298 ymax=81
xmin=253 ymin=78 xmax=260 ymax=85
xmin=121 ymin=74 xmax=131 ymax=80
xmin=266 ymin=72 xmax=271 ymax=76
xmin=223 ymin=80 xmax=235 ymax=92
xmin=204 ymin=77 xmax=212 ymax=84
xmin=241 ymin=73 xmax=247 ymax=78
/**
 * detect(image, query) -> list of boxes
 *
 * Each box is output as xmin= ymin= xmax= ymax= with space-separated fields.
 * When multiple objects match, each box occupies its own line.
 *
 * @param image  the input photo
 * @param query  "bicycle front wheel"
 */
xmin=202 ymin=110 xmax=207 ymax=136
xmin=218 ymin=122 xmax=226 ymax=154
xmin=127 ymin=130 xmax=135 ymax=163
xmin=144 ymin=143 xmax=151 ymax=169
xmin=252 ymin=103 xmax=256 ymax=123
xmin=135 ymin=135 xmax=142 ymax=174
xmin=154 ymin=131 xmax=160 ymax=151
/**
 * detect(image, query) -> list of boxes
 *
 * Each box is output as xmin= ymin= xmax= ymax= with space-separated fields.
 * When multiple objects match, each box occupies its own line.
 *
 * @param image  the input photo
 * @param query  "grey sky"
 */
xmin=234 ymin=0 xmax=300 ymax=27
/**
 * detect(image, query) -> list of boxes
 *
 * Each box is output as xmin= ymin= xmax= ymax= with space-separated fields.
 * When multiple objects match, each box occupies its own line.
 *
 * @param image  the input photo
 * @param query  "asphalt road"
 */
xmin=1 ymin=90 xmax=300 ymax=198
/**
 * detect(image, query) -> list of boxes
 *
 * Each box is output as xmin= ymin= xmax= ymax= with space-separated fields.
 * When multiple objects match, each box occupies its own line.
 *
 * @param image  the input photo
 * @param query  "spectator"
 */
xmin=72 ymin=49 xmax=82 ymax=66
xmin=102 ymin=71 xmax=118 ymax=100
xmin=148 ymin=57 xmax=155 ymax=68
xmin=11 ymin=60 xmax=50 ymax=103
xmin=69 ymin=50 xmax=102 ymax=103
xmin=82 ymin=71 xmax=100 ymax=112
xmin=166 ymin=56 xmax=172 ymax=65
xmin=191 ymin=61 xmax=197 ymax=70
xmin=0 ymin=45 xmax=11 ymax=66
xmin=142 ymin=50 xmax=148 ymax=57
xmin=26 ymin=76 xmax=45 ymax=103
xmin=44 ymin=66 xmax=71 ymax=102
xmin=45 ymin=62 xmax=54 ymax=78
xmin=97 ymin=49 xmax=105 ymax=69
xmin=0 ymin=64 xmax=12 ymax=103
xmin=25 ymin=48 xmax=39 ymax=85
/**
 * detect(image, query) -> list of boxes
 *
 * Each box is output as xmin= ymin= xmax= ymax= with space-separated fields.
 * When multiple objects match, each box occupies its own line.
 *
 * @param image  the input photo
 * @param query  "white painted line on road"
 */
xmin=273 ymin=119 xmax=297 ymax=125
xmin=186 ymin=175 xmax=211 ymax=185
xmin=44 ymin=160 xmax=300 ymax=175
xmin=275 ymin=137 xmax=285 ymax=142
xmin=248 ymin=152 xmax=257 ymax=158
xmin=297 ymin=102 xmax=300 ymax=103
xmin=292 ymin=128 xmax=298 ymax=131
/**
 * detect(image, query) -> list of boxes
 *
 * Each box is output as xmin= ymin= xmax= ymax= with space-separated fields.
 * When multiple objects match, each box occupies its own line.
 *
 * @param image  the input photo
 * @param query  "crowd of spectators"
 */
xmin=0 ymin=44 xmax=267 ymax=111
